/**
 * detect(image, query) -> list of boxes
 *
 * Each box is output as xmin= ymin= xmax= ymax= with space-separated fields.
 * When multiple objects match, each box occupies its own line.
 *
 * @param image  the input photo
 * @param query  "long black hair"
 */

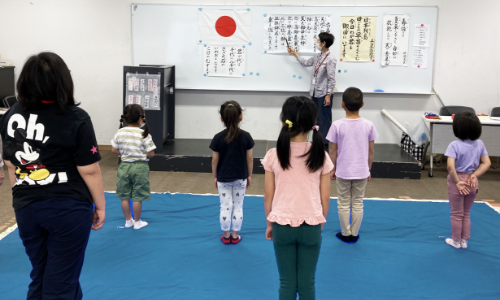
xmin=220 ymin=100 xmax=242 ymax=143
xmin=276 ymin=96 xmax=325 ymax=172
xmin=17 ymin=52 xmax=79 ymax=111
xmin=120 ymin=104 xmax=150 ymax=138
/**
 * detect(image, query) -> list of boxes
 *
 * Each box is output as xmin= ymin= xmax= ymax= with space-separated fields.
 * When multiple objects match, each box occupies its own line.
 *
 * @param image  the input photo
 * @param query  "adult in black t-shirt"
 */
xmin=0 ymin=52 xmax=106 ymax=300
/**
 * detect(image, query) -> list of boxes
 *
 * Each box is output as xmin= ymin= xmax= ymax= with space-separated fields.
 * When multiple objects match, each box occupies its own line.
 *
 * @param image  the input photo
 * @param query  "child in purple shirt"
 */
xmin=326 ymin=87 xmax=378 ymax=243
xmin=444 ymin=112 xmax=491 ymax=249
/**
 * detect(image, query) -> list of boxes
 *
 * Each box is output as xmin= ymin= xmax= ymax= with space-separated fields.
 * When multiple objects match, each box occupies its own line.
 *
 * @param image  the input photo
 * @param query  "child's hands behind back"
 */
xmin=467 ymin=174 xmax=478 ymax=188
xmin=456 ymin=181 xmax=470 ymax=195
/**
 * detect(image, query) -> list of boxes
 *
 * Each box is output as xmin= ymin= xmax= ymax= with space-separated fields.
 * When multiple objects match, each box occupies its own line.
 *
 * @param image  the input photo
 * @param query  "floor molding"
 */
xmin=0 ymin=218 xmax=18 ymax=241
xmin=99 ymin=145 xmax=112 ymax=151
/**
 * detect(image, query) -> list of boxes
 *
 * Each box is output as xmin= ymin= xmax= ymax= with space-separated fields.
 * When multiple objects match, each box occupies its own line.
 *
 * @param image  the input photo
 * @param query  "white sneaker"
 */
xmin=460 ymin=239 xmax=468 ymax=249
xmin=445 ymin=238 xmax=461 ymax=249
xmin=125 ymin=219 xmax=135 ymax=228
xmin=134 ymin=220 xmax=149 ymax=230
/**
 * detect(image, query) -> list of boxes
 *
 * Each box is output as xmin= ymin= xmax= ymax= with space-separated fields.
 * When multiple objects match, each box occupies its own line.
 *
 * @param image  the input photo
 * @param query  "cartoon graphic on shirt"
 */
xmin=5 ymin=113 xmax=67 ymax=186
xmin=15 ymin=140 xmax=50 ymax=181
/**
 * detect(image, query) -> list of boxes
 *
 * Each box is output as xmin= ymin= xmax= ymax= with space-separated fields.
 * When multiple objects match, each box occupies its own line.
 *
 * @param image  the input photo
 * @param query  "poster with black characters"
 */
xmin=263 ymin=15 xmax=332 ymax=54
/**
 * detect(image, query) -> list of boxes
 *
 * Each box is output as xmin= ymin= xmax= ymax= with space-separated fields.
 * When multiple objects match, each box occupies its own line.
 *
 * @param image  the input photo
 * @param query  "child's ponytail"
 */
xmin=119 ymin=115 xmax=125 ymax=129
xmin=220 ymin=101 xmax=243 ymax=143
xmin=277 ymin=121 xmax=292 ymax=170
xmin=141 ymin=114 xmax=150 ymax=139
xmin=305 ymin=125 xmax=325 ymax=172
xmin=120 ymin=104 xmax=131 ymax=129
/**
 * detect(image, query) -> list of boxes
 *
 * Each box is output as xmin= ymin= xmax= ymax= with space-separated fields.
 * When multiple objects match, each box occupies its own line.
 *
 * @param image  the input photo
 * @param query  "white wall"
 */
xmin=1 ymin=0 xmax=499 ymax=144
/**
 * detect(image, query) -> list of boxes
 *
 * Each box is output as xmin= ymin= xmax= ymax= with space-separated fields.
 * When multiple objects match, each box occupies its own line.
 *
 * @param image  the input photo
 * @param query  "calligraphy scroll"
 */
xmin=339 ymin=16 xmax=377 ymax=62
xmin=204 ymin=45 xmax=246 ymax=77
xmin=263 ymin=15 xmax=331 ymax=53
xmin=381 ymin=14 xmax=410 ymax=66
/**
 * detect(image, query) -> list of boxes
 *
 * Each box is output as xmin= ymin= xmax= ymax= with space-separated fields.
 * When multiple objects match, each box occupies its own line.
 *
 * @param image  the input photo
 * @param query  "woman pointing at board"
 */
xmin=288 ymin=32 xmax=337 ymax=149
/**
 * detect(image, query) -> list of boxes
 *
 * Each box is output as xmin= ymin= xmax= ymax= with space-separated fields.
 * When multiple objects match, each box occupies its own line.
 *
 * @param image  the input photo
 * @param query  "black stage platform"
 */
xmin=148 ymin=139 xmax=421 ymax=179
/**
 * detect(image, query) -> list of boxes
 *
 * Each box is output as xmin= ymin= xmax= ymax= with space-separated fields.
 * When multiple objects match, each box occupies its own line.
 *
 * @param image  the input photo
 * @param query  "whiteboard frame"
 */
xmin=132 ymin=4 xmax=439 ymax=8
xmin=131 ymin=4 xmax=439 ymax=95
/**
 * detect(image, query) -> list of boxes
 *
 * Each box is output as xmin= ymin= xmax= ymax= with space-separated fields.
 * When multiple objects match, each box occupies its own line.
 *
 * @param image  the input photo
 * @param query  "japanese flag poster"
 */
xmin=199 ymin=9 xmax=252 ymax=45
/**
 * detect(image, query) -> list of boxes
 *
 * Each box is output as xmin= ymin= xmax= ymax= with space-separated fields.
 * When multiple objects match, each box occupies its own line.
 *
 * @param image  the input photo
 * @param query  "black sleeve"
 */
xmin=73 ymin=117 xmax=101 ymax=166
xmin=209 ymin=135 xmax=219 ymax=152
xmin=246 ymin=132 xmax=255 ymax=150
xmin=0 ymin=116 xmax=10 ymax=161
xmin=0 ymin=117 xmax=5 ymax=158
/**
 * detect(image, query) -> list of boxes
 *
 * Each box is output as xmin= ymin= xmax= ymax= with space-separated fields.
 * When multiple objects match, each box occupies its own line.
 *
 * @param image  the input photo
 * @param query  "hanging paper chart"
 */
xmin=263 ymin=15 xmax=332 ymax=53
xmin=411 ymin=24 xmax=431 ymax=69
xmin=125 ymin=73 xmax=161 ymax=110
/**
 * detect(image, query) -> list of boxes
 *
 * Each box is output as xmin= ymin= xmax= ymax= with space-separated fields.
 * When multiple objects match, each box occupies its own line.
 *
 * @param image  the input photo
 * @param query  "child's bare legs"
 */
xmin=231 ymin=231 xmax=239 ymax=239
xmin=121 ymin=200 xmax=132 ymax=221
xmin=133 ymin=202 xmax=142 ymax=222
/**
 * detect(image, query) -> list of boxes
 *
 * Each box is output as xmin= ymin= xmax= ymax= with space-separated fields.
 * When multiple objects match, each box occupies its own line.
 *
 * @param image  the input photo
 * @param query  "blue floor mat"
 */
xmin=1 ymin=193 xmax=500 ymax=299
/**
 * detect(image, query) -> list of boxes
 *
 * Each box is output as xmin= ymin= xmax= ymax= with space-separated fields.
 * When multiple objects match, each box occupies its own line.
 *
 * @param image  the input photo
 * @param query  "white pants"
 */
xmin=217 ymin=179 xmax=247 ymax=232
xmin=336 ymin=178 xmax=368 ymax=236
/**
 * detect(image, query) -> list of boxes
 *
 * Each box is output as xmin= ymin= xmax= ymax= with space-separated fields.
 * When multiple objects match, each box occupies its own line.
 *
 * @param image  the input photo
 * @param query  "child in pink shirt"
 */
xmin=262 ymin=96 xmax=333 ymax=299
xmin=326 ymin=87 xmax=378 ymax=244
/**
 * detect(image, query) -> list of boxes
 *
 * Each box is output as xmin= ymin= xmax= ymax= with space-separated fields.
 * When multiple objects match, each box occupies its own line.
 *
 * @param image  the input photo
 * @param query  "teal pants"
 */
xmin=272 ymin=222 xmax=322 ymax=300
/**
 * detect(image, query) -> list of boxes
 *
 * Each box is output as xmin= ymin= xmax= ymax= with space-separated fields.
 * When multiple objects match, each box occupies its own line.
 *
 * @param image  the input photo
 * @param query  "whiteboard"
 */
xmin=132 ymin=4 xmax=437 ymax=94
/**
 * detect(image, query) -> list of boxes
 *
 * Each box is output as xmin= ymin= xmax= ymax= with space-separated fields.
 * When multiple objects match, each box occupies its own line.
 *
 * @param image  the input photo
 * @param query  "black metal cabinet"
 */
xmin=0 ymin=66 xmax=15 ymax=103
xmin=123 ymin=65 xmax=175 ymax=152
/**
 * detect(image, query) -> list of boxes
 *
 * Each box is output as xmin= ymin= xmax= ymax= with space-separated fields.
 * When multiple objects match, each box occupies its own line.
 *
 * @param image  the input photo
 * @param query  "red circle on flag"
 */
xmin=215 ymin=16 xmax=237 ymax=37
